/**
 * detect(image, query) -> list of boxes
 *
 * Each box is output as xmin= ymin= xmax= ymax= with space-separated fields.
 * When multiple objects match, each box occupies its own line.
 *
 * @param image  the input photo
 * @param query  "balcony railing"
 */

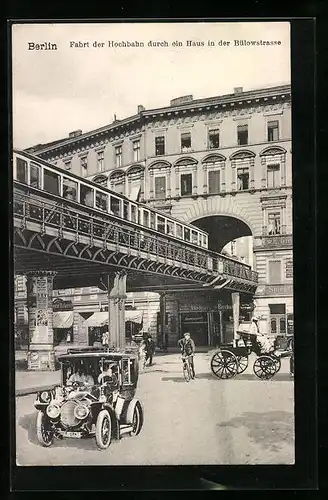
xmin=259 ymin=233 xmax=293 ymax=249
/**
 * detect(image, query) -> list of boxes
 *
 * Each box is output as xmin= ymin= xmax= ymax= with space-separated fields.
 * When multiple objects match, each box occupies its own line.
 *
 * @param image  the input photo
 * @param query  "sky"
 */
xmin=12 ymin=22 xmax=291 ymax=149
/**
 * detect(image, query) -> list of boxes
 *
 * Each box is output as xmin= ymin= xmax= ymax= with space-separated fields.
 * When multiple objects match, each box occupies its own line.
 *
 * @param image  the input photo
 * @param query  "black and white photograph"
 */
xmin=12 ymin=21 xmax=295 ymax=468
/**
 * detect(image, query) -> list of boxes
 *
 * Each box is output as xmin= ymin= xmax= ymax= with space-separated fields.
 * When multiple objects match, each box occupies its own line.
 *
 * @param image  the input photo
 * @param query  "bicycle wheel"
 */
xmin=183 ymin=361 xmax=191 ymax=382
xmin=189 ymin=358 xmax=195 ymax=379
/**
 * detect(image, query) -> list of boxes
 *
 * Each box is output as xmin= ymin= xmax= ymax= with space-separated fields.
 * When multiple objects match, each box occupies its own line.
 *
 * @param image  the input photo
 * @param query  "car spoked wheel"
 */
xmin=95 ymin=410 xmax=112 ymax=450
xmin=36 ymin=411 xmax=54 ymax=447
xmin=129 ymin=401 xmax=143 ymax=436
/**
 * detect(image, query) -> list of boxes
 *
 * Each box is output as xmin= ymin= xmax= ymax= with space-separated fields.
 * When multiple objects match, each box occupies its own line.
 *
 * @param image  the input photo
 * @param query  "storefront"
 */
xmin=84 ymin=309 xmax=143 ymax=345
xmin=52 ymin=299 xmax=74 ymax=346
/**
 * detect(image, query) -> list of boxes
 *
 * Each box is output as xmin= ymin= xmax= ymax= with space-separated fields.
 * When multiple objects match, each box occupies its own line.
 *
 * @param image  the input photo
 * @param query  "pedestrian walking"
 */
xmin=145 ymin=334 xmax=155 ymax=366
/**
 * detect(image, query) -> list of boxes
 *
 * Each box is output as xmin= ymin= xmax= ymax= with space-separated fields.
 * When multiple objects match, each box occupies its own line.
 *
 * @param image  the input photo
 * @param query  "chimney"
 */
xmin=233 ymin=87 xmax=243 ymax=94
xmin=137 ymin=105 xmax=145 ymax=113
xmin=69 ymin=129 xmax=82 ymax=138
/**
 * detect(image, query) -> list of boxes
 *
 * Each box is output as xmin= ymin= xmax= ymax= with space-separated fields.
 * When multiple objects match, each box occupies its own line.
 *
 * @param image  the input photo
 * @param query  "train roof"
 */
xmin=58 ymin=351 xmax=137 ymax=362
xmin=13 ymin=149 xmax=209 ymax=234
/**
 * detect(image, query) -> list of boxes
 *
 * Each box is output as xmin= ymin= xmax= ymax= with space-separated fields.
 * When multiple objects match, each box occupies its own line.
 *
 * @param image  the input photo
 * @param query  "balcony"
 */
xmin=254 ymin=233 xmax=293 ymax=250
xmin=255 ymin=283 xmax=293 ymax=297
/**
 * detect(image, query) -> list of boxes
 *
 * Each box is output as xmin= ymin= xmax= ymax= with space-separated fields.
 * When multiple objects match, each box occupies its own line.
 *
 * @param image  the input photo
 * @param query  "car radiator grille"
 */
xmin=60 ymin=401 xmax=80 ymax=428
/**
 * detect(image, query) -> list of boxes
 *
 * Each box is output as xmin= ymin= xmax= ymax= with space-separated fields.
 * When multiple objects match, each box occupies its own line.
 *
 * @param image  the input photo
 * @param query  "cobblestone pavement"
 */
xmin=15 ymin=352 xmax=294 ymax=466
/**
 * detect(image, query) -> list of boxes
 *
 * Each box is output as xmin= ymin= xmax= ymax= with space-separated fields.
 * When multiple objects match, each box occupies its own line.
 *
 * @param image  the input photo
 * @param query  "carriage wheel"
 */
xmin=211 ymin=350 xmax=238 ymax=379
xmin=271 ymin=355 xmax=281 ymax=373
xmin=253 ymin=356 xmax=277 ymax=380
xmin=236 ymin=355 xmax=249 ymax=374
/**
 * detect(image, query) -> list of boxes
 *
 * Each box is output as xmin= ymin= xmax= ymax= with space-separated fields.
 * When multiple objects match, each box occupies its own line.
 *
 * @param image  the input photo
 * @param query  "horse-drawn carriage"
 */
xmin=210 ymin=331 xmax=292 ymax=380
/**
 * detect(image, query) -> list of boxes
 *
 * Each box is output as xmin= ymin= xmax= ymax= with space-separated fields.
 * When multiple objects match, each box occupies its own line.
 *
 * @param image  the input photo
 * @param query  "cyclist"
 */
xmin=178 ymin=332 xmax=196 ymax=378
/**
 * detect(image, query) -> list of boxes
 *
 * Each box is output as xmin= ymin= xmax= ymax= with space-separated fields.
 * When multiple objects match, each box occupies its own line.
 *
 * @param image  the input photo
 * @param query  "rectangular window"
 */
xmin=267 ymin=120 xmax=279 ymax=142
xmin=115 ymin=146 xmax=122 ymax=167
xmin=110 ymin=196 xmax=121 ymax=217
xmin=63 ymin=177 xmax=78 ymax=201
xmin=267 ymin=164 xmax=280 ymax=188
xmin=184 ymin=227 xmax=191 ymax=241
xmin=154 ymin=175 xmax=166 ymax=200
xmin=269 ymin=304 xmax=286 ymax=315
xmin=43 ymin=169 xmax=60 ymax=196
xmin=176 ymin=224 xmax=183 ymax=239
xmin=191 ymin=230 xmax=198 ymax=245
xmin=30 ymin=163 xmax=41 ymax=188
xmin=237 ymin=167 xmax=249 ymax=190
xmin=208 ymin=170 xmax=220 ymax=194
xmin=16 ymin=157 xmax=28 ymax=184
xmin=80 ymin=156 xmax=88 ymax=177
xmin=95 ymin=191 xmax=108 ymax=211
xmin=123 ymin=201 xmax=129 ymax=219
xmin=166 ymin=220 xmax=174 ymax=236
xmin=180 ymin=173 xmax=192 ymax=196
xmin=268 ymin=212 xmax=281 ymax=235
xmin=208 ymin=129 xmax=220 ymax=149
xmin=80 ymin=185 xmax=94 ymax=207
xmin=237 ymin=125 xmax=248 ymax=145
xmin=155 ymin=136 xmax=165 ymax=156
xmin=131 ymin=205 xmax=137 ymax=223
xmin=150 ymin=212 xmax=156 ymax=229
xmin=268 ymin=260 xmax=282 ymax=283
xmin=64 ymin=160 xmax=71 ymax=171
xmin=181 ymin=132 xmax=191 ymax=152
xmin=143 ymin=210 xmax=150 ymax=227
xmin=97 ymin=151 xmax=105 ymax=172
xmin=133 ymin=140 xmax=140 ymax=162
xmin=157 ymin=216 xmax=166 ymax=233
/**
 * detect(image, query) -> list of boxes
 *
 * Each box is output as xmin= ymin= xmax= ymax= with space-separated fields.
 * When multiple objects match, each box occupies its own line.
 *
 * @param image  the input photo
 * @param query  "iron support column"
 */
xmin=26 ymin=271 xmax=56 ymax=371
xmin=231 ymin=292 xmax=240 ymax=346
xmin=108 ymin=271 xmax=127 ymax=350
xmin=159 ymin=292 xmax=166 ymax=348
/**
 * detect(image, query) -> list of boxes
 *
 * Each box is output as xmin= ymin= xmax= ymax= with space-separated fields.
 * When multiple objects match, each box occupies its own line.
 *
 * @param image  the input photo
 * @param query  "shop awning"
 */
xmin=85 ymin=310 xmax=143 ymax=327
xmin=53 ymin=311 xmax=74 ymax=329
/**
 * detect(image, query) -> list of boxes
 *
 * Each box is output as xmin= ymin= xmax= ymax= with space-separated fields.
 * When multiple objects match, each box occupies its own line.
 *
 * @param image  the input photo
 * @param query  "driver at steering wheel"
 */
xmin=97 ymin=360 xmax=118 ymax=388
xmin=67 ymin=360 xmax=94 ymax=387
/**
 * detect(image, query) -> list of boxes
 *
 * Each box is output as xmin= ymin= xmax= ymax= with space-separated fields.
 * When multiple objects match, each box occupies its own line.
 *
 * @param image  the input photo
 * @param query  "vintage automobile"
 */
xmin=34 ymin=349 xmax=143 ymax=450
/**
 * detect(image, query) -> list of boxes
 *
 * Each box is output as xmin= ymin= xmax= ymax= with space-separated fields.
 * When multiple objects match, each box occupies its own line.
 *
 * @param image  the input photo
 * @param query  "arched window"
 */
xmin=126 ymin=165 xmax=145 ymax=201
xmin=270 ymin=318 xmax=277 ymax=334
xmin=109 ymin=170 xmax=126 ymax=195
xmin=93 ymin=175 xmax=108 ymax=187
xmin=202 ymin=154 xmax=226 ymax=194
xmin=229 ymin=150 xmax=255 ymax=191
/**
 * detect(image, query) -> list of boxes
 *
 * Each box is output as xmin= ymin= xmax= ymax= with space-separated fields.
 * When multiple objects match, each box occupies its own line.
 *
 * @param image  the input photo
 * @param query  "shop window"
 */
xmin=208 ymin=170 xmax=220 ymax=194
xmin=268 ymin=120 xmax=279 ymax=141
xmin=270 ymin=318 xmax=277 ymax=334
xmin=155 ymin=136 xmax=165 ymax=156
xmin=181 ymin=173 xmax=192 ymax=196
xmin=181 ymin=132 xmax=191 ymax=152
xmin=154 ymin=175 xmax=166 ymax=199
xmin=208 ymin=129 xmax=220 ymax=149
xmin=237 ymin=125 xmax=248 ymax=145
xmin=237 ymin=167 xmax=249 ymax=190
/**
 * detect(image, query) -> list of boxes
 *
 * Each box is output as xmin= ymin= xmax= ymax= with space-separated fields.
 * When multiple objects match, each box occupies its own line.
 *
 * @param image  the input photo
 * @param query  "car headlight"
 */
xmin=40 ymin=391 xmax=51 ymax=403
xmin=74 ymin=404 xmax=89 ymax=420
xmin=46 ymin=403 xmax=60 ymax=419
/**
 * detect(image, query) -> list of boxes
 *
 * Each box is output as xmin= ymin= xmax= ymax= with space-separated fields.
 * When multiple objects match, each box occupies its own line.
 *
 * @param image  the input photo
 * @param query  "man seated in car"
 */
xmin=67 ymin=360 xmax=94 ymax=387
xmin=97 ymin=360 xmax=118 ymax=388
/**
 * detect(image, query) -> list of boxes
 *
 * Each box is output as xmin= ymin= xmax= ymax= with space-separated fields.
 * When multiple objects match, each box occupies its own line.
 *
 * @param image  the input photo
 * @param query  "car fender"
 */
xmin=125 ymin=398 xmax=143 ymax=425
xmin=102 ymin=403 xmax=119 ymax=440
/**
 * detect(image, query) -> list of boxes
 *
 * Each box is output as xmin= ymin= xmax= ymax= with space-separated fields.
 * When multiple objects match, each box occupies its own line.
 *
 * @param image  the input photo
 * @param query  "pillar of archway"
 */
xmin=26 ymin=270 xmax=57 ymax=371
xmin=108 ymin=271 xmax=127 ymax=349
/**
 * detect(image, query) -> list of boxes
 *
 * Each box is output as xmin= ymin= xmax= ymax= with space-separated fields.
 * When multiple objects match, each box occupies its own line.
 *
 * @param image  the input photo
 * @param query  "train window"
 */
xmin=30 ymin=163 xmax=40 ymax=188
xmin=166 ymin=220 xmax=174 ymax=236
xmin=150 ymin=212 xmax=156 ymax=229
xmin=176 ymin=224 xmax=183 ymax=239
xmin=44 ymin=169 xmax=60 ymax=196
xmin=143 ymin=210 xmax=149 ymax=227
xmin=192 ymin=231 xmax=198 ymax=245
xmin=203 ymin=235 xmax=207 ymax=247
xmin=123 ymin=201 xmax=129 ymax=219
xmin=110 ymin=196 xmax=121 ymax=217
xmin=80 ymin=184 xmax=94 ymax=207
xmin=63 ymin=178 xmax=78 ymax=201
xmin=184 ymin=227 xmax=191 ymax=241
xmin=16 ymin=157 xmax=28 ymax=184
xmin=96 ymin=191 xmax=108 ymax=211
xmin=157 ymin=216 xmax=165 ymax=233
xmin=131 ymin=205 xmax=137 ymax=223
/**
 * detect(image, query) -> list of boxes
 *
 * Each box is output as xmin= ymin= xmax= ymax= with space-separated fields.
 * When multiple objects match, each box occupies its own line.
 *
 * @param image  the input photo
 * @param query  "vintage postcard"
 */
xmin=12 ymin=21 xmax=295 ymax=469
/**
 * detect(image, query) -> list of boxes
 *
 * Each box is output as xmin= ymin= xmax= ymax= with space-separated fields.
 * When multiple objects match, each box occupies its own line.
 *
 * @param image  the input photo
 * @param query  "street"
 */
xmin=15 ymin=352 xmax=294 ymax=466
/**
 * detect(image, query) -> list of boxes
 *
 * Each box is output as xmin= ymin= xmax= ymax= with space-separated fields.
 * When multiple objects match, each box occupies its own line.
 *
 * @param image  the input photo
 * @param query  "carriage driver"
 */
xmin=178 ymin=332 xmax=196 ymax=377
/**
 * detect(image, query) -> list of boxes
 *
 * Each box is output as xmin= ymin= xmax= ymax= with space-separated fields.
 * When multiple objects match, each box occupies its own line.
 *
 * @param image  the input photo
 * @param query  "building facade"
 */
xmin=16 ymin=84 xmax=293 ymax=346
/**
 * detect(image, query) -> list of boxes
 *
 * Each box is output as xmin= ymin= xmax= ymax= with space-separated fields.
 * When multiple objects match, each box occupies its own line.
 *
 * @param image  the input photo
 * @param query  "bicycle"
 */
xmin=182 ymin=354 xmax=195 ymax=382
